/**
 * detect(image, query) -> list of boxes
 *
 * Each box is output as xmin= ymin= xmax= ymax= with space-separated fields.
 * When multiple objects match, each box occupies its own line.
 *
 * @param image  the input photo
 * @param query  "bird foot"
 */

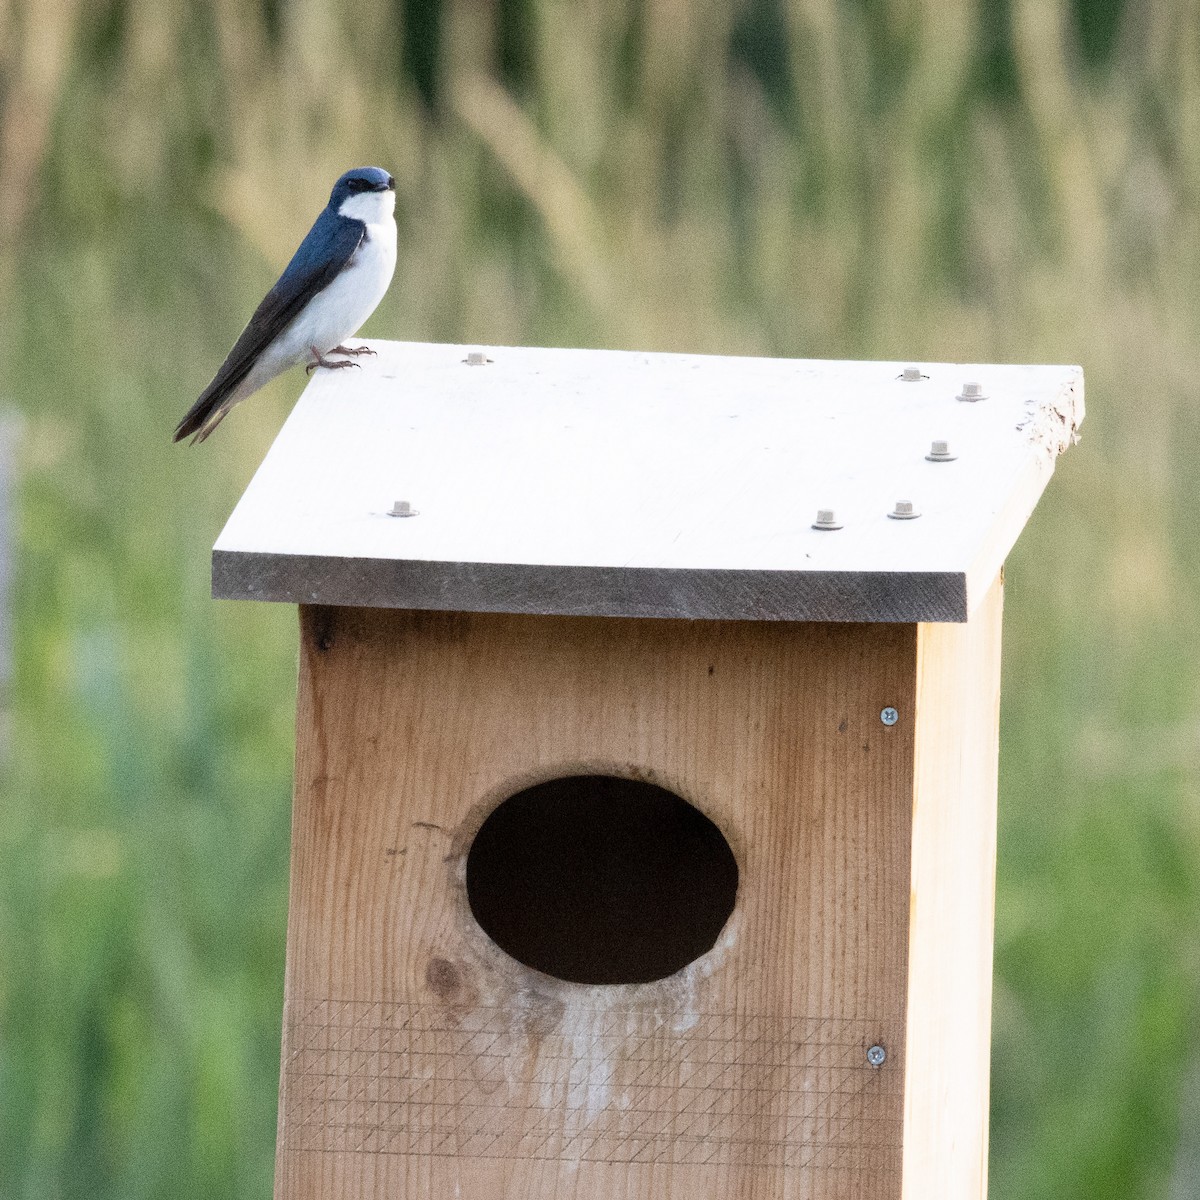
xmin=330 ymin=344 xmax=376 ymax=357
xmin=306 ymin=347 xmax=362 ymax=375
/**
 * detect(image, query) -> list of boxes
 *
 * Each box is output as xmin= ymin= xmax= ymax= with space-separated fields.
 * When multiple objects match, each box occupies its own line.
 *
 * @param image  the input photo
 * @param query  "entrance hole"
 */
xmin=465 ymin=774 xmax=738 ymax=985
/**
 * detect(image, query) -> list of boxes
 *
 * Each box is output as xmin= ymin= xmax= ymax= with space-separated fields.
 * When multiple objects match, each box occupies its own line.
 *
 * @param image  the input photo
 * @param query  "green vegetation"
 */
xmin=1 ymin=1 xmax=1198 ymax=1196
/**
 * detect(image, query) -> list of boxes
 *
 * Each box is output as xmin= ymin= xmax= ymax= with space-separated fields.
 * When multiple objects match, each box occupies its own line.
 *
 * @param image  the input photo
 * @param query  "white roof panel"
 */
xmin=212 ymin=340 xmax=1083 ymax=622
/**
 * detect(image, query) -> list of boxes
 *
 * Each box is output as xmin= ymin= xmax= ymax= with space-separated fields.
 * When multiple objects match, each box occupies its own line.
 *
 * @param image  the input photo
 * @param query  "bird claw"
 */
xmin=308 ymin=347 xmax=364 ymax=374
xmin=331 ymin=344 xmax=376 ymax=357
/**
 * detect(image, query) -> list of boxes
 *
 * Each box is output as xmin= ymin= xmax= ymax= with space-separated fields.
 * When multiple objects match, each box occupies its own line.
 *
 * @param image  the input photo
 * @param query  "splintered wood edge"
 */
xmin=1019 ymin=367 xmax=1085 ymax=458
xmin=964 ymin=368 xmax=1083 ymax=613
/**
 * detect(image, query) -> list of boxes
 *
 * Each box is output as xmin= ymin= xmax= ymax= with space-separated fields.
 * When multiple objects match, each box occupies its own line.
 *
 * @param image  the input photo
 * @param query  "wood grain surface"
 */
xmin=902 ymin=575 xmax=1004 ymax=1198
xmin=275 ymin=606 xmax=921 ymax=1199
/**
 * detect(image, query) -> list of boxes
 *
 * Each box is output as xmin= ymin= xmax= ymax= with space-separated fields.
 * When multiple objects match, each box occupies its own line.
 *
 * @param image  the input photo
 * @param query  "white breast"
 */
xmin=275 ymin=190 xmax=397 ymax=365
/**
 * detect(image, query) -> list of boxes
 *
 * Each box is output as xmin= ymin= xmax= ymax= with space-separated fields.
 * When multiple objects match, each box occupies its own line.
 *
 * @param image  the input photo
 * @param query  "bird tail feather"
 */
xmin=173 ymin=376 xmax=247 ymax=444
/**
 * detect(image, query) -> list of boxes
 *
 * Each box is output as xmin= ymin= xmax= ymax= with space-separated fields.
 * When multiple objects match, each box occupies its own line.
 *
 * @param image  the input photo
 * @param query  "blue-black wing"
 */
xmin=174 ymin=210 xmax=365 ymax=443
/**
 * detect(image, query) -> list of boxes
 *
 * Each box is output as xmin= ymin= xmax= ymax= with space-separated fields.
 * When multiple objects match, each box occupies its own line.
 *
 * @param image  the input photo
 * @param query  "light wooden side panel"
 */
xmin=275 ymin=607 xmax=921 ymax=1200
xmin=901 ymin=575 xmax=1004 ymax=1198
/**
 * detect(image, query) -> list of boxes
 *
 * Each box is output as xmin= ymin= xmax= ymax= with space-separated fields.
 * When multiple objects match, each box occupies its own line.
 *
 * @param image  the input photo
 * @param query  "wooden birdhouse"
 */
xmin=213 ymin=342 xmax=1083 ymax=1200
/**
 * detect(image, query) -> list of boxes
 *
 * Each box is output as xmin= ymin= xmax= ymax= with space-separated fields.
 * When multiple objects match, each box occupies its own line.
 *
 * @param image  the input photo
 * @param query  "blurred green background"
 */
xmin=1 ymin=0 xmax=1198 ymax=1196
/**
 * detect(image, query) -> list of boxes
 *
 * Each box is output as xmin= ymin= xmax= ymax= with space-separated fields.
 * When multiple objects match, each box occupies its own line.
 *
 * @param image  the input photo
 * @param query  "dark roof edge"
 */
xmin=212 ymin=550 xmax=969 ymax=624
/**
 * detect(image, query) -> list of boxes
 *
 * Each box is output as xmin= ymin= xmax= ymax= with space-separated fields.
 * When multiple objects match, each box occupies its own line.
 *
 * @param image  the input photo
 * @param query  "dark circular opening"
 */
xmin=465 ymin=774 xmax=738 ymax=985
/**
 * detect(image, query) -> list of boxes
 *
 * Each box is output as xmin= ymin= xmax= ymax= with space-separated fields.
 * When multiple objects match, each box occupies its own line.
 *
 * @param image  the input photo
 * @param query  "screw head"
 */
xmin=880 ymin=707 xmax=899 ymax=726
xmin=957 ymin=381 xmax=987 ymax=402
xmin=899 ymin=366 xmax=926 ymax=382
xmin=925 ymin=440 xmax=957 ymax=462
xmin=388 ymin=500 xmax=418 ymax=518
xmin=867 ymin=1044 xmax=887 ymax=1067
xmin=812 ymin=508 xmax=843 ymax=531
xmin=888 ymin=500 xmax=921 ymax=520
xmin=463 ymin=350 xmax=492 ymax=366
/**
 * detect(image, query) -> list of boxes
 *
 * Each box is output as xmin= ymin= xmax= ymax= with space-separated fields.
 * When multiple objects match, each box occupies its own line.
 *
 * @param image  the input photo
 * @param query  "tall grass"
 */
xmin=1 ymin=2 xmax=1198 ymax=1197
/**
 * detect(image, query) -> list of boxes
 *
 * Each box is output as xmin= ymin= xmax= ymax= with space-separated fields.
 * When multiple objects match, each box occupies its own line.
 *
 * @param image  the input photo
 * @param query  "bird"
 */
xmin=174 ymin=165 xmax=397 ymax=444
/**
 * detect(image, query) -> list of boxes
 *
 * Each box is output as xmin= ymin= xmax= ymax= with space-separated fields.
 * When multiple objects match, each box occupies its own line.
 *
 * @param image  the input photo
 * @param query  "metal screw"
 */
xmin=957 ymin=381 xmax=987 ymax=402
xmin=899 ymin=366 xmax=926 ymax=382
xmin=880 ymin=707 xmax=898 ymax=726
xmin=888 ymin=500 xmax=921 ymax=520
xmin=812 ymin=508 xmax=843 ymax=531
xmin=867 ymin=1044 xmax=887 ymax=1067
xmin=925 ymin=440 xmax=957 ymax=462
xmin=463 ymin=350 xmax=492 ymax=366
xmin=388 ymin=500 xmax=418 ymax=518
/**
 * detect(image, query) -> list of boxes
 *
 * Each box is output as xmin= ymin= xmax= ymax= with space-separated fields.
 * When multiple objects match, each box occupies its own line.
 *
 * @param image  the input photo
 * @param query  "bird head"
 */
xmin=330 ymin=166 xmax=396 ymax=222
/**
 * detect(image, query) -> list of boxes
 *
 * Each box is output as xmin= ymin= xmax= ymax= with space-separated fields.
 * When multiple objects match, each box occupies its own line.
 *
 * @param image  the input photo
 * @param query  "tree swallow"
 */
xmin=174 ymin=166 xmax=397 ymax=444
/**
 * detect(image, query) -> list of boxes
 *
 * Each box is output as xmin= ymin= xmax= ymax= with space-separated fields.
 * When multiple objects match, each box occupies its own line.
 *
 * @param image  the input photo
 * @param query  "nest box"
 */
xmin=214 ymin=342 xmax=1083 ymax=1200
